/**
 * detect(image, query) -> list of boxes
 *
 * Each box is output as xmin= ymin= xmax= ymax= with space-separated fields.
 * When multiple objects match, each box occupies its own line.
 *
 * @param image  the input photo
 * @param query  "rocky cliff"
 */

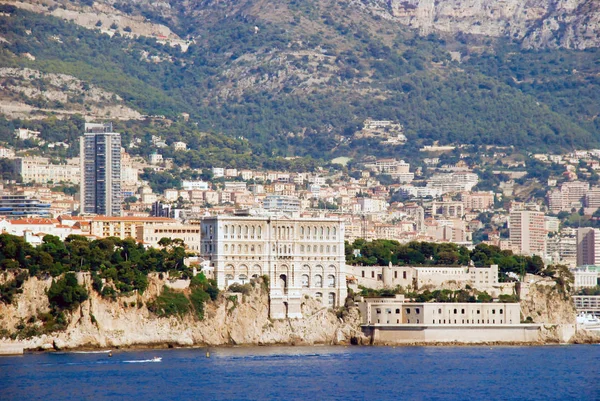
xmin=359 ymin=0 xmax=600 ymax=49
xmin=0 ymin=274 xmax=364 ymax=351
xmin=519 ymin=275 xmax=578 ymax=343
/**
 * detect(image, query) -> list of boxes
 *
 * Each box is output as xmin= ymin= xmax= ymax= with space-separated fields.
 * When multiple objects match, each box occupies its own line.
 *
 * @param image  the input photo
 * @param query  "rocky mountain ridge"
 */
xmin=358 ymin=0 xmax=600 ymax=49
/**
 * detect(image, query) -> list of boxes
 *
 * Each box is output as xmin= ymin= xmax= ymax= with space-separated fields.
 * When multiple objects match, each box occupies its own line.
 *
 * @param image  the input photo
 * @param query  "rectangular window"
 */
xmin=394 ymin=271 xmax=398 ymax=279
xmin=395 ymin=309 xmax=400 ymax=314
xmin=386 ymin=309 xmax=391 ymax=314
xmin=371 ymin=271 xmax=374 ymax=278
xmin=461 ymin=309 xmax=465 ymax=314
xmin=406 ymin=308 xmax=411 ymax=314
xmin=376 ymin=308 xmax=381 ymax=314
xmin=415 ymin=308 xmax=420 ymax=314
xmin=362 ymin=271 xmax=365 ymax=278
xmin=403 ymin=271 xmax=407 ymax=279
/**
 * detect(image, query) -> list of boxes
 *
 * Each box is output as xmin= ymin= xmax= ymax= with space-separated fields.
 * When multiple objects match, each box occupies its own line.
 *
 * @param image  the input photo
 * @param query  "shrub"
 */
xmin=0 ymin=271 xmax=28 ymax=304
xmin=147 ymin=287 xmax=190 ymax=317
xmin=228 ymin=283 xmax=252 ymax=295
xmin=47 ymin=273 xmax=88 ymax=312
xmin=189 ymin=287 xmax=209 ymax=319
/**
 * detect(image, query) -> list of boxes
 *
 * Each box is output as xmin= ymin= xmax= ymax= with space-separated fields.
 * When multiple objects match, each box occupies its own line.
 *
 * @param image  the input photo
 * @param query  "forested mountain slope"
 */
xmin=0 ymin=0 xmax=599 ymax=162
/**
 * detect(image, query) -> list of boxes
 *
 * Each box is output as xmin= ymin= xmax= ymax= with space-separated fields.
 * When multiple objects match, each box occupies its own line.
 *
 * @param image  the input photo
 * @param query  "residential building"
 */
xmin=509 ymin=210 xmax=546 ymax=256
xmin=0 ymin=194 xmax=51 ymax=218
xmin=263 ymin=195 xmax=301 ymax=214
xmin=80 ymin=123 xmax=122 ymax=216
xmin=15 ymin=157 xmax=80 ymax=184
xmin=576 ymin=228 xmax=600 ymax=266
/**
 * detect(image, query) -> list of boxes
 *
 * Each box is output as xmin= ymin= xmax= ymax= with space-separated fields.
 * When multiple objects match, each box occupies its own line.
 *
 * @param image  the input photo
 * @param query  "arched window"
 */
xmin=333 ymin=227 xmax=337 ymax=236
xmin=258 ymin=226 xmax=262 ymax=238
xmin=326 ymin=245 xmax=330 ymax=253
xmin=320 ymin=245 xmax=324 ymax=253
xmin=328 ymin=293 xmax=335 ymax=307
xmin=225 ymin=274 xmax=234 ymax=285
xmin=313 ymin=245 xmax=318 ymax=253
xmin=224 ymin=244 xmax=229 ymax=252
xmin=314 ymin=274 xmax=323 ymax=287
xmin=258 ymin=245 xmax=262 ymax=253
xmin=300 ymin=245 xmax=305 ymax=253
xmin=237 ymin=244 xmax=242 ymax=253
xmin=224 ymin=225 xmax=228 ymax=234
xmin=251 ymin=226 xmax=255 ymax=237
xmin=244 ymin=225 xmax=248 ymax=236
xmin=320 ymin=227 xmax=324 ymax=237
xmin=327 ymin=274 xmax=335 ymax=288
xmin=313 ymin=227 xmax=317 ymax=239
xmin=245 ymin=245 xmax=248 ymax=253
xmin=333 ymin=245 xmax=336 ymax=253
xmin=301 ymin=226 xmax=304 ymax=236
xmin=239 ymin=274 xmax=248 ymax=284
xmin=327 ymin=227 xmax=330 ymax=237
xmin=301 ymin=274 xmax=309 ymax=288
xmin=251 ymin=245 xmax=255 ymax=253
xmin=315 ymin=292 xmax=323 ymax=299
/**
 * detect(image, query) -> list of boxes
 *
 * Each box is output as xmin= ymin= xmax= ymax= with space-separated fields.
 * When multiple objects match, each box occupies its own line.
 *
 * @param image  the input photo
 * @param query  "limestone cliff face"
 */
xmin=364 ymin=0 xmax=600 ymax=49
xmin=0 ymin=275 xmax=364 ymax=350
xmin=518 ymin=276 xmax=577 ymax=343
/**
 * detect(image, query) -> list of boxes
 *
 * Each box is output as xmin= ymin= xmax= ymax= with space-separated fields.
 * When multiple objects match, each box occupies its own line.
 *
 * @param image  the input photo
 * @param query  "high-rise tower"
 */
xmin=80 ymin=123 xmax=121 ymax=216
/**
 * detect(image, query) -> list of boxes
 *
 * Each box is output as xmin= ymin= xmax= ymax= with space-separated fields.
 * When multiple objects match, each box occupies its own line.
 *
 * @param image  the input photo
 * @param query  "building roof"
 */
xmin=91 ymin=216 xmax=175 ymax=222
xmin=10 ymin=218 xmax=57 ymax=225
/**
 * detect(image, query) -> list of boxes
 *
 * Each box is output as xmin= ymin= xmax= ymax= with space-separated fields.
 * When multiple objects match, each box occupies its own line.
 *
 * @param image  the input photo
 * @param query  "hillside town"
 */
xmin=0 ymin=122 xmax=599 ymax=348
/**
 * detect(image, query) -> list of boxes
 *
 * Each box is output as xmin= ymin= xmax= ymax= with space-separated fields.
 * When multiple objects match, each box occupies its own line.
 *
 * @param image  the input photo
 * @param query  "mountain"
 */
xmin=0 ymin=0 xmax=599 ymax=166
xmin=370 ymin=0 xmax=600 ymax=50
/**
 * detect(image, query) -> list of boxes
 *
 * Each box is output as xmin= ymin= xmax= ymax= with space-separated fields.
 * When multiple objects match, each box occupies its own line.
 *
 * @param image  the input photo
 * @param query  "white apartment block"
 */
xmin=16 ymin=157 xmax=81 ymax=184
xmin=182 ymin=180 xmax=209 ymax=191
xmin=427 ymin=172 xmax=479 ymax=194
xmin=509 ymin=210 xmax=546 ymax=256
xmin=200 ymin=215 xmax=347 ymax=319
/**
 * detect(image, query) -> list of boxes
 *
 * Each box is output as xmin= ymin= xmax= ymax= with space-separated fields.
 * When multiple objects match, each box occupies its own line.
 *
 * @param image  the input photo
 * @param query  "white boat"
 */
xmin=151 ymin=357 xmax=162 ymax=362
xmin=576 ymin=312 xmax=600 ymax=330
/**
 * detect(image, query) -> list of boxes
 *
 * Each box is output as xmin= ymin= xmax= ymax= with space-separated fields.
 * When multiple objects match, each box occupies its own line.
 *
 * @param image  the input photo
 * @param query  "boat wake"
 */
xmin=123 ymin=357 xmax=162 ymax=363
xmin=70 ymin=350 xmax=112 ymax=354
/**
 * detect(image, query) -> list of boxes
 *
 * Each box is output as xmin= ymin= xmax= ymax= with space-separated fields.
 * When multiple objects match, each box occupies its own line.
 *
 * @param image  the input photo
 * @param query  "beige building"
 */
xmin=509 ymin=210 xmax=546 ymax=256
xmin=347 ymin=264 xmax=499 ymax=291
xmin=137 ymin=223 xmax=201 ymax=252
xmin=461 ymin=191 xmax=494 ymax=211
xmin=200 ymin=215 xmax=347 ymax=319
xmin=357 ymin=295 xmax=538 ymax=344
xmin=89 ymin=216 xmax=176 ymax=239
xmin=16 ymin=157 xmax=80 ymax=184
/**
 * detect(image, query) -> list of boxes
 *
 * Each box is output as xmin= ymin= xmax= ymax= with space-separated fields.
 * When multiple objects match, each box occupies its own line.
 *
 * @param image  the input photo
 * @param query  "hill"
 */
xmin=0 ymin=0 xmax=599 ymax=166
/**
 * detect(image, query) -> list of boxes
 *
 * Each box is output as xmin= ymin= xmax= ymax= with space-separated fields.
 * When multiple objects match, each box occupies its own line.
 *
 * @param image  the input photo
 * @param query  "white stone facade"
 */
xmin=200 ymin=215 xmax=348 ymax=319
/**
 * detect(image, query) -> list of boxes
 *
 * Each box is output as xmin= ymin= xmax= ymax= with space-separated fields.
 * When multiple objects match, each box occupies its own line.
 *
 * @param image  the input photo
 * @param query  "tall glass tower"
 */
xmin=79 ymin=123 xmax=122 ymax=216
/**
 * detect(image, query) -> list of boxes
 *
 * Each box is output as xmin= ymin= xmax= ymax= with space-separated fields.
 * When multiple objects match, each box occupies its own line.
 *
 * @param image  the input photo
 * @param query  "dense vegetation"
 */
xmin=1 ymin=2 xmax=599 ymax=163
xmin=346 ymin=239 xmax=559 ymax=282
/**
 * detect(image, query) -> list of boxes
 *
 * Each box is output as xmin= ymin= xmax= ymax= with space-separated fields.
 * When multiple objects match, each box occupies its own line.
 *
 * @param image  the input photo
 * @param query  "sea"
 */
xmin=0 ymin=345 xmax=598 ymax=401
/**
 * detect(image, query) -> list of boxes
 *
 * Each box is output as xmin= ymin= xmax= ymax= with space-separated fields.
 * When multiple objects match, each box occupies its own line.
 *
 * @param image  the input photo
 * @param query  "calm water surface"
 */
xmin=0 ymin=345 xmax=598 ymax=400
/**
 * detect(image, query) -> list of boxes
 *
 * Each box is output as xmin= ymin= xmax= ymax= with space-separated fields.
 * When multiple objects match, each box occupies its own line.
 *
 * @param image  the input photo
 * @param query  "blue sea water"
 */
xmin=0 ymin=345 xmax=598 ymax=401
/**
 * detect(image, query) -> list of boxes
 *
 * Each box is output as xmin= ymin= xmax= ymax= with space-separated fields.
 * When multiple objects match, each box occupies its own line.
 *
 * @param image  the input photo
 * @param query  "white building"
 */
xmin=182 ymin=180 xmax=209 ymax=191
xmin=200 ymin=215 xmax=347 ymax=319
xmin=16 ymin=157 xmax=80 ymax=184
